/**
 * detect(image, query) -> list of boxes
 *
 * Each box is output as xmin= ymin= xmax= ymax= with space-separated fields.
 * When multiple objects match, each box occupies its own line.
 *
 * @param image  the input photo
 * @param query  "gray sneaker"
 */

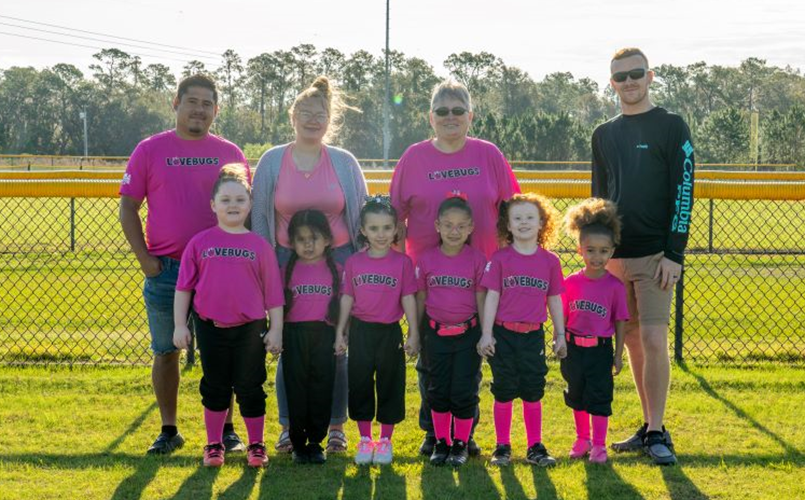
xmin=611 ymin=423 xmax=648 ymax=453
xmin=222 ymin=429 xmax=246 ymax=453
xmin=644 ymin=430 xmax=677 ymax=466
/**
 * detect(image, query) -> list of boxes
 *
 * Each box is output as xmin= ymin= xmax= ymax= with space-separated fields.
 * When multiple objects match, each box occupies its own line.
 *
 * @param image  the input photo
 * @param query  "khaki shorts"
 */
xmin=606 ymin=252 xmax=673 ymax=326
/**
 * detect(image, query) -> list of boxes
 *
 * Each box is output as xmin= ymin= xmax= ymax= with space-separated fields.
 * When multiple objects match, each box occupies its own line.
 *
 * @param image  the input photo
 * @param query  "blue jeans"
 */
xmin=274 ymin=242 xmax=354 ymax=427
xmin=143 ymin=256 xmax=184 ymax=355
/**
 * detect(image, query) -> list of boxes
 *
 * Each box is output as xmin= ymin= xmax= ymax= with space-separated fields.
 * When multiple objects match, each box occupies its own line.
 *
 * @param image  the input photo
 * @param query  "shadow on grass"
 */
xmin=105 ymin=401 xmax=159 ymax=500
xmin=679 ymin=362 xmax=803 ymax=458
xmin=530 ymin=466 xmax=559 ymax=499
xmin=659 ymin=464 xmax=709 ymax=500
xmin=421 ymin=455 xmax=500 ymax=500
xmin=104 ymin=401 xmax=158 ymax=453
xmin=257 ymin=452 xmax=349 ymax=498
xmin=583 ymin=461 xmax=644 ymax=500
xmin=169 ymin=465 xmax=220 ymax=500
xmin=218 ymin=467 xmax=260 ymax=500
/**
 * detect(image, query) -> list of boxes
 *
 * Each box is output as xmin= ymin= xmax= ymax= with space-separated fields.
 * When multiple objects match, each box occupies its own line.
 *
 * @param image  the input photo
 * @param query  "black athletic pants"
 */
xmin=487 ymin=324 xmax=548 ymax=403
xmin=347 ymin=318 xmax=406 ymax=424
xmin=195 ymin=316 xmax=267 ymax=417
xmin=560 ymin=338 xmax=614 ymax=416
xmin=282 ymin=321 xmax=336 ymax=449
xmin=420 ymin=314 xmax=482 ymax=419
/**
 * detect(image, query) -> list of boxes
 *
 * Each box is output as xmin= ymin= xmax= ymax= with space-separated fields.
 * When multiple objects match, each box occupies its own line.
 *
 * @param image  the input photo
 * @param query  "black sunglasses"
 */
xmin=612 ymin=68 xmax=647 ymax=83
xmin=433 ymin=106 xmax=469 ymax=117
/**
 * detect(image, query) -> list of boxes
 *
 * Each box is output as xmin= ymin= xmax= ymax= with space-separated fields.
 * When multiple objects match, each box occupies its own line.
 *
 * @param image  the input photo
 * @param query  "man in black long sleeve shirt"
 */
xmin=591 ymin=48 xmax=695 ymax=466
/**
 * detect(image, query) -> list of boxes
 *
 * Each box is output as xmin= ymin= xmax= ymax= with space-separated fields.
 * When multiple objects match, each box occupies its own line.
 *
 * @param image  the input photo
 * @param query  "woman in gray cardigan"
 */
xmin=251 ymin=76 xmax=367 ymax=457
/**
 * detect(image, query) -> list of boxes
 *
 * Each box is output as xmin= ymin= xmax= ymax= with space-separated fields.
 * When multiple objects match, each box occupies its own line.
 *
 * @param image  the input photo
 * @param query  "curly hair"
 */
xmin=211 ymin=163 xmax=250 ymax=200
xmin=497 ymin=193 xmax=560 ymax=249
xmin=564 ymin=197 xmax=622 ymax=246
xmin=357 ymin=195 xmax=399 ymax=248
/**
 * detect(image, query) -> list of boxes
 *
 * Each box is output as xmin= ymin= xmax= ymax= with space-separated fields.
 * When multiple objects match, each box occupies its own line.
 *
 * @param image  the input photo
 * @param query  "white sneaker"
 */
xmin=354 ymin=437 xmax=375 ymax=465
xmin=373 ymin=437 xmax=393 ymax=465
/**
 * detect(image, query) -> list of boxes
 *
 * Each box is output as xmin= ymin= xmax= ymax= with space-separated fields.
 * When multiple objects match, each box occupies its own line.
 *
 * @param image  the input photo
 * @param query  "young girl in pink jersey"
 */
xmin=173 ymin=164 xmax=284 ymax=468
xmin=334 ymin=195 xmax=420 ymax=466
xmin=416 ymin=193 xmax=487 ymax=467
xmin=478 ymin=193 xmax=566 ymax=467
xmin=562 ymin=198 xmax=629 ymax=464
xmin=282 ymin=209 xmax=342 ymax=465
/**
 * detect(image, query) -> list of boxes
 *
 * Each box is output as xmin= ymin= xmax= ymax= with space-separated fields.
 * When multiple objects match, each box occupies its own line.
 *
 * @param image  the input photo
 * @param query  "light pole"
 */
xmin=383 ymin=0 xmax=391 ymax=168
xmin=79 ymin=108 xmax=88 ymax=157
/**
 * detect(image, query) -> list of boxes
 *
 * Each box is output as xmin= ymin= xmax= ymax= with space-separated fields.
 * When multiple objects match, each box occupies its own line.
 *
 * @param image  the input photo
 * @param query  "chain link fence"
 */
xmin=1 ymin=186 xmax=803 ymax=365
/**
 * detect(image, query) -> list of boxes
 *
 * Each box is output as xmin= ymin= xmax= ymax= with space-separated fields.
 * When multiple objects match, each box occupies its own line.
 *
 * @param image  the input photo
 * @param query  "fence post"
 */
xmin=708 ymin=199 xmax=714 ymax=253
xmin=674 ymin=265 xmax=684 ymax=362
xmin=69 ymin=198 xmax=76 ymax=252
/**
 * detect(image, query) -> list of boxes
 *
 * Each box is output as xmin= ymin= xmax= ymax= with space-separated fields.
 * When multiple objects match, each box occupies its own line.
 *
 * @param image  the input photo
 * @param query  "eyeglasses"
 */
xmin=611 ymin=68 xmax=647 ymax=83
xmin=433 ymin=107 xmax=469 ymax=117
xmin=298 ymin=111 xmax=328 ymax=122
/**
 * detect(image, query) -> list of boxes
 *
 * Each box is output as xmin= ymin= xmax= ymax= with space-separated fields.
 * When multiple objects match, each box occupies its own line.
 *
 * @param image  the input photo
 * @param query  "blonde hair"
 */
xmin=211 ymin=163 xmax=250 ymax=200
xmin=289 ymin=76 xmax=358 ymax=143
xmin=497 ymin=193 xmax=560 ymax=249
xmin=431 ymin=79 xmax=472 ymax=111
xmin=564 ymin=198 xmax=622 ymax=246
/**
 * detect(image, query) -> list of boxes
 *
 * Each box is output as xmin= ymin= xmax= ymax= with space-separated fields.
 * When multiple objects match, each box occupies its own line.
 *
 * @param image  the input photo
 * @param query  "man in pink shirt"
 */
xmin=119 ymin=74 xmax=249 ymax=455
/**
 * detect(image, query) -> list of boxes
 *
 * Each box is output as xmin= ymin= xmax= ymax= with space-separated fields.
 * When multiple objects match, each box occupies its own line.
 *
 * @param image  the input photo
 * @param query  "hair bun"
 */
xmin=312 ymin=76 xmax=331 ymax=98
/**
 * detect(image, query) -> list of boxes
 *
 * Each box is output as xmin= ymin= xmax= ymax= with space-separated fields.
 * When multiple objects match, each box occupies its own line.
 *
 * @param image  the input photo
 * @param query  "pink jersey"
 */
xmin=274 ymin=147 xmax=349 ymax=248
xmin=562 ymin=270 xmax=629 ymax=337
xmin=283 ymin=259 xmax=341 ymax=324
xmin=342 ymin=249 xmax=417 ymax=324
xmin=389 ymin=137 xmax=520 ymax=263
xmin=481 ymin=245 xmax=565 ymax=324
xmin=120 ymin=130 xmax=249 ymax=260
xmin=416 ymin=245 xmax=487 ymax=324
xmin=176 ymin=226 xmax=284 ymax=326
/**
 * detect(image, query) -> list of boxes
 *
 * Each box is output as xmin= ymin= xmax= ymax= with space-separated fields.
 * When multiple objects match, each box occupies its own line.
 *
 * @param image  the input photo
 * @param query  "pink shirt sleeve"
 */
xmin=480 ymin=258 xmax=501 ymax=292
xmin=389 ymin=151 xmax=410 ymax=222
xmin=401 ymin=255 xmax=418 ymax=296
xmin=546 ymin=252 xmax=565 ymax=296
xmin=260 ymin=243 xmax=284 ymax=310
xmin=120 ymin=141 xmax=149 ymax=200
xmin=415 ymin=259 xmax=427 ymax=292
xmin=341 ymin=258 xmax=354 ymax=297
xmin=492 ymin=145 xmax=520 ymax=201
xmin=613 ymin=280 xmax=630 ymax=322
xmin=176 ymin=239 xmax=199 ymax=291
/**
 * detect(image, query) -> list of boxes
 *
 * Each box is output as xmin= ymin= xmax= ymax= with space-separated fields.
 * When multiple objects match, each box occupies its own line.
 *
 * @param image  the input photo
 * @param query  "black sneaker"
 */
xmin=525 ymin=443 xmax=557 ymax=467
xmin=430 ymin=438 xmax=451 ymax=466
xmin=308 ymin=443 xmax=326 ymax=465
xmin=446 ymin=440 xmax=469 ymax=467
xmin=292 ymin=447 xmax=310 ymax=464
xmin=490 ymin=444 xmax=512 ymax=466
xmin=147 ymin=432 xmax=185 ymax=455
xmin=419 ymin=434 xmax=437 ymax=456
xmin=662 ymin=426 xmax=675 ymax=454
xmin=644 ymin=430 xmax=677 ymax=466
xmin=611 ymin=423 xmax=648 ymax=453
xmin=467 ymin=437 xmax=481 ymax=457
xmin=222 ymin=429 xmax=246 ymax=453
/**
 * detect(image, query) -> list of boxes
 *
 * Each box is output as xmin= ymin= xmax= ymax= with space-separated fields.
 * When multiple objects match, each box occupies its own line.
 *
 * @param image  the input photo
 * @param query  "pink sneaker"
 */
xmin=246 ymin=442 xmax=269 ymax=468
xmin=589 ymin=445 xmax=608 ymax=463
xmin=373 ymin=437 xmax=393 ymax=465
xmin=569 ymin=439 xmax=592 ymax=459
xmin=203 ymin=443 xmax=225 ymax=467
xmin=354 ymin=437 xmax=375 ymax=465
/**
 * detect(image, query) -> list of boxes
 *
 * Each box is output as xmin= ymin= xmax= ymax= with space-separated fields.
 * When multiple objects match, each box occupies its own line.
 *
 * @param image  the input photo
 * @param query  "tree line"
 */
xmin=1 ymin=46 xmax=804 ymax=167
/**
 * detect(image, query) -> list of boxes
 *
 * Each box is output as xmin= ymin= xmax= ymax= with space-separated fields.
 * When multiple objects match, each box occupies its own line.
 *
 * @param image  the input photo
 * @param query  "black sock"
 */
xmin=161 ymin=425 xmax=178 ymax=437
xmin=223 ymin=422 xmax=235 ymax=434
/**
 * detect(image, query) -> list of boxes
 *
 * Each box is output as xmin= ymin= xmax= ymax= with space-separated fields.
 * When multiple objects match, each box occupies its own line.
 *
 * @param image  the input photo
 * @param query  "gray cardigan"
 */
xmin=251 ymin=143 xmax=368 ymax=248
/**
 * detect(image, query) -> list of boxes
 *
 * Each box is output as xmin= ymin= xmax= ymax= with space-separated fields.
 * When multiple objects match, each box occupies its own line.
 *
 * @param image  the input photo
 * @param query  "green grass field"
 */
xmin=0 ymin=363 xmax=803 ymax=500
xmin=1 ymin=197 xmax=803 ymax=364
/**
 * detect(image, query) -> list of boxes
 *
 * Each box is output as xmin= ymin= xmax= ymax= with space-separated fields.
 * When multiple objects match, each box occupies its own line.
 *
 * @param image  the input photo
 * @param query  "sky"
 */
xmin=2 ymin=0 xmax=805 ymax=88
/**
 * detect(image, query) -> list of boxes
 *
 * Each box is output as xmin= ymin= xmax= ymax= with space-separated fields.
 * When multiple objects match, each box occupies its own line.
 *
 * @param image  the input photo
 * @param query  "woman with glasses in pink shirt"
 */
xmin=389 ymin=79 xmax=520 ymax=458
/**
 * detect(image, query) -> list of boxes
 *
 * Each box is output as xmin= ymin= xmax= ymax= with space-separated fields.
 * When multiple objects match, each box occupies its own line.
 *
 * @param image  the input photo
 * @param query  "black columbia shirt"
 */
xmin=591 ymin=107 xmax=695 ymax=264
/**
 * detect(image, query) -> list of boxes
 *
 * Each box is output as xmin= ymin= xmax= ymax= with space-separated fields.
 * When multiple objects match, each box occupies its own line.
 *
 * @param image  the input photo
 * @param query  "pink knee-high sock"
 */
xmin=380 ymin=424 xmax=394 ymax=440
xmin=204 ymin=408 xmax=228 ymax=445
xmin=454 ymin=417 xmax=473 ymax=444
xmin=592 ymin=415 xmax=608 ymax=447
xmin=494 ymin=400 xmax=513 ymax=445
xmin=431 ymin=411 xmax=452 ymax=445
xmin=357 ymin=420 xmax=373 ymax=440
xmin=523 ymin=400 xmax=543 ymax=447
xmin=242 ymin=415 xmax=265 ymax=445
xmin=573 ymin=410 xmax=591 ymax=441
